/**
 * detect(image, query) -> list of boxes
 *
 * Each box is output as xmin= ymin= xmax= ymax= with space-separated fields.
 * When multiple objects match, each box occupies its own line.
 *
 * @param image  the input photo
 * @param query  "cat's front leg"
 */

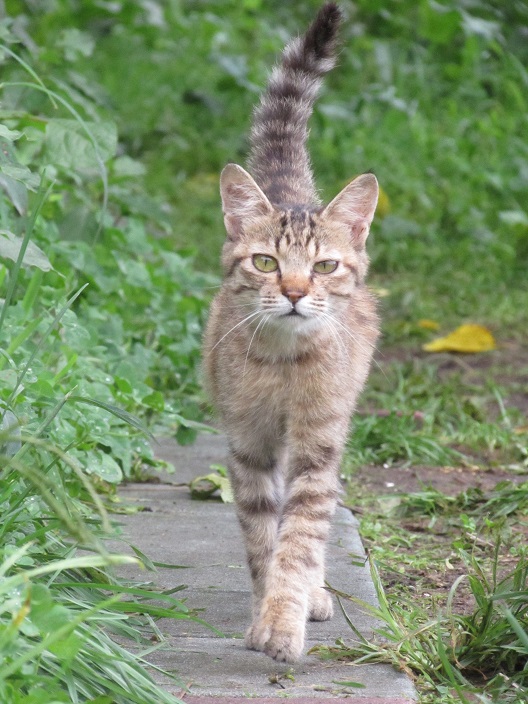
xmin=251 ymin=442 xmax=341 ymax=662
xmin=227 ymin=445 xmax=282 ymax=644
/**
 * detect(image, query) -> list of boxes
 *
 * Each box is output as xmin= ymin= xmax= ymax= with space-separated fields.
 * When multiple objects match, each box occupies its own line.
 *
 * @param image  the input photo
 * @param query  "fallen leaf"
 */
xmin=423 ymin=324 xmax=496 ymax=353
xmin=371 ymin=286 xmax=390 ymax=298
xmin=333 ymin=680 xmax=366 ymax=689
xmin=189 ymin=472 xmax=234 ymax=503
xmin=418 ymin=319 xmax=440 ymax=330
xmin=376 ymin=185 xmax=390 ymax=218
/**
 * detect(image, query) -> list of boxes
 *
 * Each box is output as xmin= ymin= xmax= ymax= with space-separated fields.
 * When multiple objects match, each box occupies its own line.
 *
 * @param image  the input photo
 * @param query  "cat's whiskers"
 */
xmin=319 ymin=312 xmax=350 ymax=362
xmin=323 ymin=310 xmax=375 ymax=349
xmin=323 ymin=311 xmax=385 ymax=375
xmin=243 ymin=312 xmax=271 ymax=375
xmin=210 ymin=309 xmax=262 ymax=351
xmin=257 ymin=314 xmax=272 ymax=344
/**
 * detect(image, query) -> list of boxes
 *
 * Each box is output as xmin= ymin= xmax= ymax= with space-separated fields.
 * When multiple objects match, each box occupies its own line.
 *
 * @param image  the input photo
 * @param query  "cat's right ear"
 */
xmin=220 ymin=164 xmax=273 ymax=240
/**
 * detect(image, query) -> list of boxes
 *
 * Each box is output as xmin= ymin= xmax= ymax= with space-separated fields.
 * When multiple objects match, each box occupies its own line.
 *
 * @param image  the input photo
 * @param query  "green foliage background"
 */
xmin=0 ymin=1 xmax=527 ymax=701
xmin=4 ymin=0 xmax=526 ymax=473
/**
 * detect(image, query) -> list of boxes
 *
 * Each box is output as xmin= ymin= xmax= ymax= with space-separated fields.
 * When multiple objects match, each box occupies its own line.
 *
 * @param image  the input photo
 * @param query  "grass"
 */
xmin=336 ymin=467 xmax=528 ymax=702
xmin=326 ymin=547 xmax=527 ymax=704
xmin=1 ymin=0 xmax=527 ymax=702
xmin=346 ymin=353 xmax=528 ymax=471
xmin=0 ymin=441 xmax=202 ymax=703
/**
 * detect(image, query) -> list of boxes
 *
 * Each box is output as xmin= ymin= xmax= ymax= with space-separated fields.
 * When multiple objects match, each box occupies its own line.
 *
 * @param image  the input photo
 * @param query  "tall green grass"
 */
xmin=0 ymin=444 xmax=199 ymax=703
xmin=326 ymin=541 xmax=527 ymax=704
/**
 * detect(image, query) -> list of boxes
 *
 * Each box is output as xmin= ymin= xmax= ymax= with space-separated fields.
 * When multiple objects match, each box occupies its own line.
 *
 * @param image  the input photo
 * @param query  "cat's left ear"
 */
xmin=322 ymin=173 xmax=379 ymax=249
xmin=220 ymin=163 xmax=273 ymax=240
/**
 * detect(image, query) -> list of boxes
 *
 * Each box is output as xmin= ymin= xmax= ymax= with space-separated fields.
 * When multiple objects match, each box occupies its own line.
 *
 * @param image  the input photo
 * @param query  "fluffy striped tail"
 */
xmin=247 ymin=3 xmax=343 ymax=207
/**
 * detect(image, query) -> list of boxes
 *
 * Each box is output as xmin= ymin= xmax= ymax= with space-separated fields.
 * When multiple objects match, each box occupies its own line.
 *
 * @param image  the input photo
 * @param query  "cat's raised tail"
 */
xmin=247 ymin=3 xmax=343 ymax=207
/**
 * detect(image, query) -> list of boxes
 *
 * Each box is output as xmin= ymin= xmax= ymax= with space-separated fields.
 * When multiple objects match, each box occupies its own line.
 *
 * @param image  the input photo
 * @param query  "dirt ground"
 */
xmin=350 ymin=342 xmax=528 ymax=615
xmin=351 ymin=459 xmax=528 ymax=614
xmin=354 ymin=462 xmax=528 ymax=497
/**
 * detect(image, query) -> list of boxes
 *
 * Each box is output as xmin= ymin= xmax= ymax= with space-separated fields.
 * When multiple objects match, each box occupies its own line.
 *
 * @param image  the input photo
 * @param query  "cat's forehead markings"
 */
xmin=275 ymin=209 xmax=319 ymax=255
xmin=275 ymin=212 xmax=291 ymax=251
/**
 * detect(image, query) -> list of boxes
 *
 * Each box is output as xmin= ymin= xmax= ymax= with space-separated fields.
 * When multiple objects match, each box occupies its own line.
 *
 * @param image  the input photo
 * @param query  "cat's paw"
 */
xmin=262 ymin=622 xmax=305 ymax=662
xmin=245 ymin=622 xmax=264 ymax=652
xmin=246 ymin=614 xmax=305 ymax=663
xmin=309 ymin=587 xmax=333 ymax=621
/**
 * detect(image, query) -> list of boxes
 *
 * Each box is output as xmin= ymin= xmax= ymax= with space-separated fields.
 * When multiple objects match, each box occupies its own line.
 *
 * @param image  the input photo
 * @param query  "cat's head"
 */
xmin=219 ymin=163 xmax=378 ymax=332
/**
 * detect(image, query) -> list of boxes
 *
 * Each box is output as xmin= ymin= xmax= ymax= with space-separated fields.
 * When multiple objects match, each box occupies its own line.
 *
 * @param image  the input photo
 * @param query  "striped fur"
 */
xmin=203 ymin=3 xmax=380 ymax=663
xmin=248 ymin=2 xmax=342 ymax=205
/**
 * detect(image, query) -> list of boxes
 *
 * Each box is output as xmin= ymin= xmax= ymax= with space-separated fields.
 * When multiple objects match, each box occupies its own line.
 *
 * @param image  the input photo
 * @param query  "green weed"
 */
xmin=326 ymin=543 xmax=527 ymax=703
xmin=0 ymin=451 xmax=200 ymax=703
xmin=347 ymin=358 xmax=527 ymax=470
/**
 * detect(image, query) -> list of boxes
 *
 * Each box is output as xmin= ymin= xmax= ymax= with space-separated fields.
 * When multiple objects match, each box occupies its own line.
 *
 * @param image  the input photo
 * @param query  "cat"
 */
xmin=203 ymin=2 xmax=379 ymax=663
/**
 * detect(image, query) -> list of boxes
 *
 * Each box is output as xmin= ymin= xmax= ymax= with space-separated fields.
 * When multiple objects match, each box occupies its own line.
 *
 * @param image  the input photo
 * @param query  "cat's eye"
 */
xmin=253 ymin=254 xmax=279 ymax=273
xmin=313 ymin=260 xmax=338 ymax=274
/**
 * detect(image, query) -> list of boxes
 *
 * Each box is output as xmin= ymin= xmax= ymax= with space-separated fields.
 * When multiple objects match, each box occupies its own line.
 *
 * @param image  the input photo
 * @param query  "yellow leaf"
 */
xmin=423 ymin=324 xmax=496 ymax=353
xmin=376 ymin=185 xmax=390 ymax=218
xmin=339 ymin=180 xmax=389 ymax=219
xmin=418 ymin=319 xmax=440 ymax=330
xmin=371 ymin=286 xmax=390 ymax=298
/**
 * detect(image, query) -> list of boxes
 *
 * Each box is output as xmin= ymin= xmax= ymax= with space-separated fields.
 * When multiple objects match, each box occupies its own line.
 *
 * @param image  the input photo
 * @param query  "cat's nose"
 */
xmin=283 ymin=290 xmax=306 ymax=304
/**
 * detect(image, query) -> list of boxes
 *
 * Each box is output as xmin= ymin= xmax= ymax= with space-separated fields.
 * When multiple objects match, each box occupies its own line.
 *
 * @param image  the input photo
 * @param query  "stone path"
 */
xmin=115 ymin=435 xmax=417 ymax=703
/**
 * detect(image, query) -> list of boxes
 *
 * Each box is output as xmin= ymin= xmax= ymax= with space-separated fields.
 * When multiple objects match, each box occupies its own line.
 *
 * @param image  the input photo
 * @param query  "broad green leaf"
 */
xmin=142 ymin=390 xmax=165 ymax=412
xmin=461 ymin=12 xmax=501 ymax=40
xmin=90 ymin=452 xmax=123 ymax=483
xmin=113 ymin=155 xmax=146 ymax=177
xmin=0 ymin=137 xmax=40 ymax=190
xmin=176 ymin=423 xmax=198 ymax=446
xmin=499 ymin=210 xmax=528 ymax=226
xmin=31 ymin=602 xmax=73 ymax=633
xmin=45 ymin=119 xmax=117 ymax=169
xmin=0 ymin=173 xmax=28 ymax=214
xmin=0 ymin=125 xmax=22 ymax=140
xmin=0 ymin=229 xmax=53 ymax=271
xmin=418 ymin=4 xmax=460 ymax=45
xmin=57 ymin=28 xmax=95 ymax=61
xmin=47 ymin=632 xmax=85 ymax=660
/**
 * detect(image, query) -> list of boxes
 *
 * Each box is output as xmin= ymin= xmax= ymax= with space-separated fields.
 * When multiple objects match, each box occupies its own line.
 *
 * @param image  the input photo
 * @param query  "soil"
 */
xmin=349 ymin=340 xmax=528 ymax=616
xmin=360 ymin=339 xmax=528 ymax=494
xmin=350 ymin=457 xmax=528 ymax=615
xmin=354 ymin=462 xmax=528 ymax=497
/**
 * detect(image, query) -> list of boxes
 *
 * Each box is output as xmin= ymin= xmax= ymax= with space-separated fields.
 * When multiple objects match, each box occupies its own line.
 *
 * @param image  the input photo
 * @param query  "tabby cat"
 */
xmin=203 ymin=2 xmax=379 ymax=663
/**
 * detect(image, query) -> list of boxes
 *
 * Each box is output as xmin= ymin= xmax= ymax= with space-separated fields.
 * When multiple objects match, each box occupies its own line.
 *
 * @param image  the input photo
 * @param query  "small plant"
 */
xmin=326 ymin=541 xmax=527 ymax=703
xmin=395 ymin=482 xmax=528 ymax=522
xmin=0 ymin=449 xmax=199 ymax=703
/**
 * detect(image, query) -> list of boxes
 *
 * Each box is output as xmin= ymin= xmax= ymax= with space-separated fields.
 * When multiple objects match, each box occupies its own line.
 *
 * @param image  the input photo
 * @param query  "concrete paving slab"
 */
xmin=150 ymin=638 xmax=413 ymax=699
xmin=115 ymin=435 xmax=416 ymax=702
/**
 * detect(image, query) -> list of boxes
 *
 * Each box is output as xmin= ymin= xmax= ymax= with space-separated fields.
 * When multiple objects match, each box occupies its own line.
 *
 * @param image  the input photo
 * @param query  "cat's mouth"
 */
xmin=285 ymin=309 xmax=303 ymax=317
